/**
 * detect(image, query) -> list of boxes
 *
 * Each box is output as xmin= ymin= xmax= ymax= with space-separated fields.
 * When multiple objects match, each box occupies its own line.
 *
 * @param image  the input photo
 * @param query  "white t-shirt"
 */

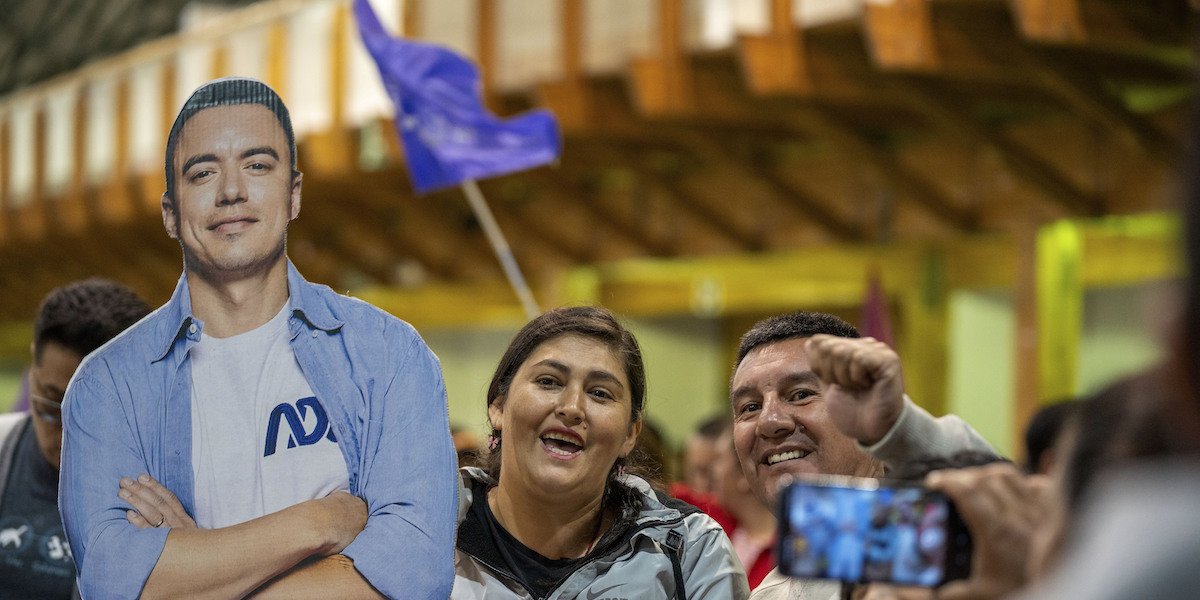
xmin=190 ymin=302 xmax=350 ymax=529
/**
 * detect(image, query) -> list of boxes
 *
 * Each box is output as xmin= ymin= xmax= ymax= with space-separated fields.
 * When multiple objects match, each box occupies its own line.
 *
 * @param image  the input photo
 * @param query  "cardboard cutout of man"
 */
xmin=58 ymin=78 xmax=457 ymax=600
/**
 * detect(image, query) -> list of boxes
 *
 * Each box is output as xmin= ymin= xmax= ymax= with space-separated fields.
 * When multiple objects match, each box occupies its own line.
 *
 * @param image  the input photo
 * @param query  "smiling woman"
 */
xmin=451 ymin=306 xmax=750 ymax=599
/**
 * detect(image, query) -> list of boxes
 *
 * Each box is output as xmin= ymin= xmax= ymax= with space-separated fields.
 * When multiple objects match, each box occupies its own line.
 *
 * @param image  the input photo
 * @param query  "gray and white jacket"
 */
xmin=451 ymin=467 xmax=751 ymax=600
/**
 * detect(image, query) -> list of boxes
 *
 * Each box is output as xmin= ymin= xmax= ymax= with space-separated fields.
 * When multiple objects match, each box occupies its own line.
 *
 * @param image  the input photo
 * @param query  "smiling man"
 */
xmin=729 ymin=311 xmax=992 ymax=600
xmin=58 ymin=78 xmax=457 ymax=600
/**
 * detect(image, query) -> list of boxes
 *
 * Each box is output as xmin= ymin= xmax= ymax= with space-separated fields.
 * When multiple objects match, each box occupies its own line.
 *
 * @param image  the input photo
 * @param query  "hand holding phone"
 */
xmin=777 ymin=474 xmax=973 ymax=587
xmin=927 ymin=464 xmax=1049 ymax=600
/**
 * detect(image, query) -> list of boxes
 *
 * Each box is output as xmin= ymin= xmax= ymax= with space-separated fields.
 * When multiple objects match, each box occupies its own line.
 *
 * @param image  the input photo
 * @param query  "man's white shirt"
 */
xmin=190 ymin=301 xmax=350 ymax=529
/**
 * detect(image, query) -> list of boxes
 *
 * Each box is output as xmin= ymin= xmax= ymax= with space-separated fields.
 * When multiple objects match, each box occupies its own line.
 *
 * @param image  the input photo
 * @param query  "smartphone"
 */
xmin=775 ymin=474 xmax=972 ymax=586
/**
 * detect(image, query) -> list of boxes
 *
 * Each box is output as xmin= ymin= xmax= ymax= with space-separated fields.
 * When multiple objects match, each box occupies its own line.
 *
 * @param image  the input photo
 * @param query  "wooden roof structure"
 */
xmin=0 ymin=0 xmax=1192 ymax=330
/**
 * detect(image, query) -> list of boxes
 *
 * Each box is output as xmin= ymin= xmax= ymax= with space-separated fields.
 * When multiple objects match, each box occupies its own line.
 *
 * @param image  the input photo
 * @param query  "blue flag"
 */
xmin=354 ymin=0 xmax=562 ymax=194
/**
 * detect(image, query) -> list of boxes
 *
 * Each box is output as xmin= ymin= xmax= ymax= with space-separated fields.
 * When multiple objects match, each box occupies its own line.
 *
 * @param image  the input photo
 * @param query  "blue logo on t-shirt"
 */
xmin=263 ymin=397 xmax=338 ymax=457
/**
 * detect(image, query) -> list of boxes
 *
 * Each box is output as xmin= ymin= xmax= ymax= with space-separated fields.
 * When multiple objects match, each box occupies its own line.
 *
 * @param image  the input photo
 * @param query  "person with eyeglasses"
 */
xmin=0 ymin=278 xmax=150 ymax=599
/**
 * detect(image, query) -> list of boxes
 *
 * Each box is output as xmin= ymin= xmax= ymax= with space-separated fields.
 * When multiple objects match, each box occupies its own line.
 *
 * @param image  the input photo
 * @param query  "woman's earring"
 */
xmin=487 ymin=434 xmax=500 ymax=450
xmin=616 ymin=464 xmax=627 ymax=478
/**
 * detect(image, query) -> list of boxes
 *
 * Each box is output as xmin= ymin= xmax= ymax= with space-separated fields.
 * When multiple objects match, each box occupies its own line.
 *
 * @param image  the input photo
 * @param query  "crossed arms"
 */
xmin=121 ymin=478 xmax=376 ymax=599
xmin=59 ymin=331 xmax=457 ymax=600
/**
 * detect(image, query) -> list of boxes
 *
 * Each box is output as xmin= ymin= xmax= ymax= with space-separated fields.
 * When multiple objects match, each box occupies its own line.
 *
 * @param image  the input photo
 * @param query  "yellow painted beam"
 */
xmin=1037 ymin=219 xmax=1084 ymax=401
xmin=0 ymin=215 xmax=1178 ymax=365
xmin=352 ymin=278 xmax=529 ymax=330
xmin=897 ymin=249 xmax=949 ymax=416
xmin=1079 ymin=212 xmax=1181 ymax=286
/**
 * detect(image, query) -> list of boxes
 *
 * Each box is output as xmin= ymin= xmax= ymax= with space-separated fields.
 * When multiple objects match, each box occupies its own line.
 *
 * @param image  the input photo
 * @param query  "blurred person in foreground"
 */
xmin=58 ymin=77 xmax=456 ymax=599
xmin=916 ymin=368 xmax=1178 ymax=600
xmin=906 ymin=65 xmax=1200 ymax=600
xmin=0 ymin=279 xmax=150 ymax=599
xmin=452 ymin=306 xmax=749 ymax=599
xmin=730 ymin=311 xmax=994 ymax=600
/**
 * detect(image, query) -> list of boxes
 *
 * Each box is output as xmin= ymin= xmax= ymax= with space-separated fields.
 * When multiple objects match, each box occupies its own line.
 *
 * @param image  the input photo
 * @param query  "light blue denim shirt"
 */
xmin=58 ymin=261 xmax=457 ymax=600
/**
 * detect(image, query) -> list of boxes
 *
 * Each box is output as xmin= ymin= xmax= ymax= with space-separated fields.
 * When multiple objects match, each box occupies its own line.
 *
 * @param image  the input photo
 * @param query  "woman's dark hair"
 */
xmin=480 ymin=306 xmax=648 ymax=510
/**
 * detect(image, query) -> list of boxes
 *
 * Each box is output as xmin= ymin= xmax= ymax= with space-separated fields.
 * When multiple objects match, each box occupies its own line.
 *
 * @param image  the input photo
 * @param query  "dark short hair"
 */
xmin=885 ymin=450 xmax=1011 ymax=481
xmin=481 ymin=306 xmax=647 ymax=508
xmin=734 ymin=311 xmax=860 ymax=369
xmin=33 ymin=279 xmax=152 ymax=362
xmin=695 ymin=413 xmax=732 ymax=440
xmin=1023 ymin=400 xmax=1080 ymax=473
xmin=164 ymin=77 xmax=297 ymax=202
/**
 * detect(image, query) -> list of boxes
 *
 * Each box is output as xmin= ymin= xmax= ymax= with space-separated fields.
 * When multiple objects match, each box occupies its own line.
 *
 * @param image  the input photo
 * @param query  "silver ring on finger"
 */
xmin=153 ymin=516 xmax=165 ymax=527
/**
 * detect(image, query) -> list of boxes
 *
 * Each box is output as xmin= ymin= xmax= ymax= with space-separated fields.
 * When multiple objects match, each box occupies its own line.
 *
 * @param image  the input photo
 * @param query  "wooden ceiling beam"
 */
xmin=289 ymin=201 xmax=397 ymax=287
xmin=581 ymin=71 xmax=967 ymax=241
xmin=880 ymin=0 xmax=1182 ymax=164
xmin=326 ymin=168 xmax=507 ymax=280
xmin=589 ymin=141 xmax=761 ymax=252
xmin=677 ymin=48 xmax=975 ymax=234
xmin=525 ymin=164 xmax=676 ymax=258
xmin=629 ymin=0 xmax=695 ymax=116
xmin=666 ymin=129 xmax=864 ymax=242
xmin=1011 ymin=0 xmax=1188 ymax=47
xmin=863 ymin=0 xmax=941 ymax=72
xmin=809 ymin=27 xmax=1103 ymax=216
xmin=737 ymin=0 xmax=812 ymax=96
xmin=474 ymin=177 xmax=594 ymax=265
xmin=0 ymin=248 xmax=63 ymax=319
xmin=536 ymin=0 xmax=592 ymax=133
xmin=301 ymin=174 xmax=463 ymax=281
xmin=887 ymin=76 xmax=1102 ymax=215
xmin=745 ymin=159 xmax=864 ymax=243
xmin=786 ymin=103 xmax=979 ymax=232
xmin=1021 ymin=47 xmax=1182 ymax=164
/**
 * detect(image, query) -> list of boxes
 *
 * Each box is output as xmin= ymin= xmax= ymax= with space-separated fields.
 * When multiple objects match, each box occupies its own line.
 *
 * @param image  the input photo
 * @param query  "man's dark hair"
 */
xmin=695 ymin=413 xmax=731 ymax=441
xmin=735 ymin=311 xmax=860 ymax=368
xmin=33 ymin=279 xmax=152 ymax=362
xmin=1023 ymin=400 xmax=1080 ymax=474
xmin=164 ymin=77 xmax=298 ymax=203
xmin=885 ymin=450 xmax=1011 ymax=482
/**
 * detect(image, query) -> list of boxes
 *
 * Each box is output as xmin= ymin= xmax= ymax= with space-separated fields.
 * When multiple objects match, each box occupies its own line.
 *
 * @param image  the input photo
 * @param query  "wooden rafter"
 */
xmin=301 ymin=174 xmax=465 ymax=281
xmin=737 ymin=0 xmax=811 ymax=96
xmin=887 ymin=76 xmax=1103 ymax=215
xmin=881 ymin=0 xmax=1182 ymax=164
xmin=805 ymin=22 xmax=1103 ymax=216
xmin=630 ymin=0 xmax=694 ymax=116
xmin=590 ymin=141 xmax=762 ymax=252
xmin=787 ymin=103 xmax=980 ymax=232
xmin=475 ymin=176 xmax=594 ymax=265
xmin=525 ymin=165 xmax=676 ymax=258
xmin=666 ymin=128 xmax=864 ymax=243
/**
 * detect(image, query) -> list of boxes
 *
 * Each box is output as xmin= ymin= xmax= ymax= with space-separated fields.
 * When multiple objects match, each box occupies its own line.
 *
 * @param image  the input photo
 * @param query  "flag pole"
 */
xmin=460 ymin=179 xmax=541 ymax=319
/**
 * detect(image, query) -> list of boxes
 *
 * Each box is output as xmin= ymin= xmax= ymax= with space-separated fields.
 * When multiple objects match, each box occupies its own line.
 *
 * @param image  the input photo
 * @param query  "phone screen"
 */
xmin=776 ymin=476 xmax=971 ymax=586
